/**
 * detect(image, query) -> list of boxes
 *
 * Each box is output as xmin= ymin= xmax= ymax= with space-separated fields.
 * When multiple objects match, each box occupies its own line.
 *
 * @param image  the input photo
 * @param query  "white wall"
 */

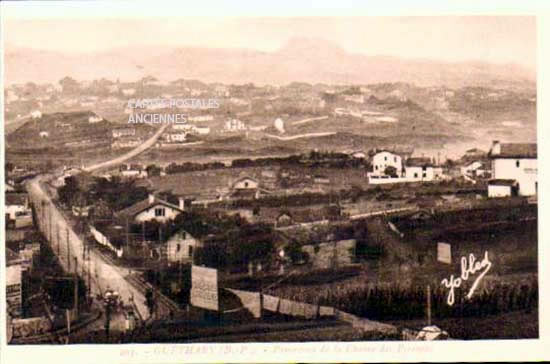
xmin=233 ymin=178 xmax=259 ymax=190
xmin=6 ymin=205 xmax=26 ymax=220
xmin=488 ymin=184 xmax=512 ymax=198
xmin=89 ymin=225 xmax=123 ymax=257
xmin=372 ymin=152 xmax=402 ymax=176
xmin=493 ymin=158 xmax=537 ymax=196
xmin=405 ymin=166 xmax=433 ymax=181
xmin=166 ymin=231 xmax=200 ymax=262
xmin=134 ymin=204 xmax=181 ymax=223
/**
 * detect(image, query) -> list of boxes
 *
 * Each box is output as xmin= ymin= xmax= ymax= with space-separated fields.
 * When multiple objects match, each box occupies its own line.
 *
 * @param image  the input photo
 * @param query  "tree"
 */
xmin=59 ymin=76 xmax=80 ymax=94
xmin=58 ymin=176 xmax=80 ymax=206
xmin=146 ymin=164 xmax=161 ymax=177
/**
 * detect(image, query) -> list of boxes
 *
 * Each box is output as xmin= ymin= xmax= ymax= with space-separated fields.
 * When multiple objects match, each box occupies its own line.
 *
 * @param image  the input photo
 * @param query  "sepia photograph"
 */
xmin=0 ymin=1 xmax=547 ymax=362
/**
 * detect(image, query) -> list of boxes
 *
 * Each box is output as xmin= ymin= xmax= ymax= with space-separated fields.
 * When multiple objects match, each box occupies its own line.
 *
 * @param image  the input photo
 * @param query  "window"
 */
xmin=516 ymin=160 xmax=520 ymax=168
xmin=188 ymin=246 xmax=193 ymax=257
xmin=375 ymin=165 xmax=378 ymax=170
xmin=176 ymin=243 xmax=181 ymax=252
xmin=155 ymin=208 xmax=165 ymax=217
xmin=384 ymin=156 xmax=387 ymax=161
xmin=244 ymin=182 xmax=249 ymax=188
xmin=182 ymin=231 xmax=187 ymax=239
xmin=414 ymin=173 xmax=418 ymax=178
xmin=394 ymin=157 xmax=397 ymax=162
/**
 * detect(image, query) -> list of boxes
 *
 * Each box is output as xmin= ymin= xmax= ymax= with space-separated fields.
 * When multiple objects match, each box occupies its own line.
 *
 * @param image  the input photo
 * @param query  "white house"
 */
xmin=5 ymin=193 xmax=30 ymax=220
xmin=88 ymin=115 xmax=103 ymax=123
xmin=112 ymin=127 xmax=136 ymax=138
xmin=30 ymin=110 xmax=42 ymax=119
xmin=370 ymin=150 xmax=403 ymax=177
xmin=224 ymin=119 xmax=247 ymax=132
xmin=193 ymin=127 xmax=211 ymax=135
xmin=232 ymin=176 xmax=260 ymax=190
xmin=112 ymin=137 xmax=142 ymax=149
xmin=165 ymin=229 xmax=201 ymax=263
xmin=460 ymin=160 xmax=490 ymax=178
xmin=116 ymin=194 xmax=184 ymax=223
xmin=39 ymin=131 xmax=49 ymax=138
xmin=405 ymin=157 xmax=443 ymax=182
xmin=166 ymin=132 xmax=187 ymax=143
xmin=188 ymin=115 xmax=214 ymax=122
xmin=488 ymin=141 xmax=537 ymax=197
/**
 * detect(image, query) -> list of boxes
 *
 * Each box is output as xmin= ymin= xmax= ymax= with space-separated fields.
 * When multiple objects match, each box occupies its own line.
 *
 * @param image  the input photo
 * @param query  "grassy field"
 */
xmin=139 ymin=165 xmax=370 ymax=197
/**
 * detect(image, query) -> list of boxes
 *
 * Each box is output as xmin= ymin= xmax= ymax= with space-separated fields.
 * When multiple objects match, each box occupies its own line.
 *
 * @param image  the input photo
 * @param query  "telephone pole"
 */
xmin=67 ymin=227 xmax=71 ymax=271
xmin=74 ymin=256 xmax=79 ymax=320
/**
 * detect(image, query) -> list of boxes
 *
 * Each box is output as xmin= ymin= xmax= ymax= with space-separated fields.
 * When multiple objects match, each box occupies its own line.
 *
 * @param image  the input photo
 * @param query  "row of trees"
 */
xmin=161 ymin=151 xmax=369 ymax=176
xmin=58 ymin=175 xmax=150 ymax=215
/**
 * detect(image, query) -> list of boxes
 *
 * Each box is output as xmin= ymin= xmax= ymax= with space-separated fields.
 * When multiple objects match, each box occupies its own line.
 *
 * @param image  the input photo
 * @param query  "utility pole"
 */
xmin=126 ymin=216 xmax=129 ymax=252
xmin=67 ymin=227 xmax=71 ymax=271
xmin=427 ymin=284 xmax=432 ymax=326
xmin=48 ymin=204 xmax=52 ymax=242
xmin=57 ymin=224 xmax=60 ymax=256
xmin=74 ymin=256 xmax=79 ymax=320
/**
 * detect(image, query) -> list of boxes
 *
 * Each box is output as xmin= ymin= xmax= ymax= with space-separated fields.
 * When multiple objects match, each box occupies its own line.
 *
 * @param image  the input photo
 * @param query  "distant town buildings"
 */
xmin=88 ymin=115 xmax=103 ymax=123
xmin=112 ymin=127 xmax=136 ymax=139
xmin=224 ymin=118 xmax=247 ymax=132
xmin=112 ymin=137 xmax=142 ymax=149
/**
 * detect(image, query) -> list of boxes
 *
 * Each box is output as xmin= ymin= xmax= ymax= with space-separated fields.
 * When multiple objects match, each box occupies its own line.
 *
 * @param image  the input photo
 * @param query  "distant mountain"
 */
xmin=4 ymin=38 xmax=535 ymax=88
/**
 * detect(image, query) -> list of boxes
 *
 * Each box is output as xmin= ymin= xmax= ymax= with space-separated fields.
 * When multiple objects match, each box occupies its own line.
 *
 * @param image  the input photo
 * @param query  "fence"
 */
xmin=224 ymin=288 xmax=398 ymax=336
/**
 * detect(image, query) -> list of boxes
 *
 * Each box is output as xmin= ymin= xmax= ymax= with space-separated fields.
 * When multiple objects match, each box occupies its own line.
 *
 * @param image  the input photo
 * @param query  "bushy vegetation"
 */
xmin=275 ymin=279 xmax=538 ymax=322
xmin=58 ymin=175 xmax=150 ymax=213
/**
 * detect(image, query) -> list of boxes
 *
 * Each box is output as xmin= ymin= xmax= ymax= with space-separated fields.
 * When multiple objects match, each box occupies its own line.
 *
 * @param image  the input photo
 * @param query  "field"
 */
xmin=262 ymin=211 xmax=538 ymax=339
xmin=138 ymin=166 xmax=371 ymax=197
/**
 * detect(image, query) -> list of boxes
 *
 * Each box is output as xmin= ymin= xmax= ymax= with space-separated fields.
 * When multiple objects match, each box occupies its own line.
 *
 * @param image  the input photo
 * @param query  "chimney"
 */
xmin=491 ymin=140 xmax=501 ymax=155
xmin=178 ymin=197 xmax=185 ymax=211
xmin=148 ymin=194 xmax=155 ymax=204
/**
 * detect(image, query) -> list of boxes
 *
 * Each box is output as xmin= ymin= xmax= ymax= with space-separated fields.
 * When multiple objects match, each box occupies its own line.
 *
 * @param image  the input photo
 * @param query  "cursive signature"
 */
xmin=441 ymin=251 xmax=492 ymax=306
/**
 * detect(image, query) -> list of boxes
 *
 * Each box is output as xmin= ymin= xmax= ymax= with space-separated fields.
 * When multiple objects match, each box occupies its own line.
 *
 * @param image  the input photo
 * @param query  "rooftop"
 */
xmin=405 ymin=157 xmax=434 ymax=167
xmin=488 ymin=179 xmax=518 ymax=187
xmin=5 ymin=193 xmax=27 ymax=206
xmin=115 ymin=195 xmax=182 ymax=221
xmin=490 ymin=142 xmax=537 ymax=159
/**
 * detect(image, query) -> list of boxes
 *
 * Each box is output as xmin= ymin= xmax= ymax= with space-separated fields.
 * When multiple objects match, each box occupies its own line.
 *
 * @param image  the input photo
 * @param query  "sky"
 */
xmin=1 ymin=2 xmax=538 ymax=70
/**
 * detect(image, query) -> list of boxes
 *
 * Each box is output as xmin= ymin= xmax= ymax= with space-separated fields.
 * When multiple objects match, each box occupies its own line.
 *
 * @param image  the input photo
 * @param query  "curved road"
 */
xmin=84 ymin=124 xmax=169 ymax=173
xmin=25 ymin=124 xmax=170 ymax=321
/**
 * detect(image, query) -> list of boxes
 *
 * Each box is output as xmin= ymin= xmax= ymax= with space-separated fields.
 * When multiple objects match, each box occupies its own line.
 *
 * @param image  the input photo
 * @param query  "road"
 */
xmin=264 ymin=131 xmax=336 ymax=141
xmin=24 ymin=123 xmax=171 ymax=321
xmin=27 ymin=178 xmax=150 ymax=320
xmin=83 ymin=123 xmax=169 ymax=173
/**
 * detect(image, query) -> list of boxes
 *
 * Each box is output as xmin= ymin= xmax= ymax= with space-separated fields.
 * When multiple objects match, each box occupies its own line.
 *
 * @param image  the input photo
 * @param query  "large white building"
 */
xmin=488 ymin=141 xmax=537 ymax=197
xmin=370 ymin=150 xmax=403 ymax=177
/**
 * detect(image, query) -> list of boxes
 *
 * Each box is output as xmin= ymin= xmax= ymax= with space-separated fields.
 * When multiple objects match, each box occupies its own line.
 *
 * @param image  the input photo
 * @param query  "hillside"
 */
xmin=4 ymin=38 xmax=535 ymax=89
xmin=6 ymin=111 xmax=149 ymax=150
